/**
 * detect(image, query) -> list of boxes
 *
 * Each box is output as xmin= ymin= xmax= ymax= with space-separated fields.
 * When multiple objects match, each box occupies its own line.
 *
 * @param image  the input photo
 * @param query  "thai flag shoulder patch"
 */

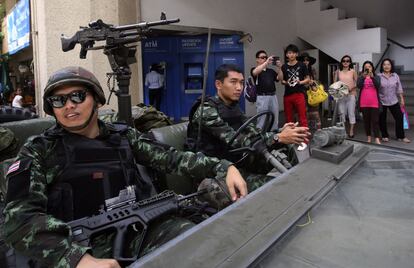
xmin=7 ymin=160 xmax=21 ymax=176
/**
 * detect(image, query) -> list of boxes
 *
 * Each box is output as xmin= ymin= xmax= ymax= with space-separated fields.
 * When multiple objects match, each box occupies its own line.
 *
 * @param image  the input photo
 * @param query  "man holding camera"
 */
xmin=251 ymin=50 xmax=281 ymax=131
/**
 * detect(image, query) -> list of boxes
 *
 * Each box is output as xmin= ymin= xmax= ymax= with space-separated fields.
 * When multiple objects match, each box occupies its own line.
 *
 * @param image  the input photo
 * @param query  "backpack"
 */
xmin=132 ymin=104 xmax=173 ymax=132
xmin=98 ymin=104 xmax=173 ymax=133
xmin=244 ymin=77 xmax=257 ymax=103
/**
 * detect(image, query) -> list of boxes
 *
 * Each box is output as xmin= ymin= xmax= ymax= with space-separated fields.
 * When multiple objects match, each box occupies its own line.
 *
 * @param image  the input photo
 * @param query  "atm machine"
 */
xmin=142 ymin=35 xmax=244 ymax=122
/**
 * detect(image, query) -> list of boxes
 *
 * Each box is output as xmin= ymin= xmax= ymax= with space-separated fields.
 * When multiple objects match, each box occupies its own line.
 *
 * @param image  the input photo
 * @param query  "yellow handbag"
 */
xmin=307 ymin=81 xmax=327 ymax=106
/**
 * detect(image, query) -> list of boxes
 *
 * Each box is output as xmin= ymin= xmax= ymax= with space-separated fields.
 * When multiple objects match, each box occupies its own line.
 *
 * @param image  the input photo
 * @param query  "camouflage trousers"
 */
xmin=198 ymin=144 xmax=298 ymax=209
xmin=91 ymin=216 xmax=194 ymax=261
xmin=197 ymin=168 xmax=276 ymax=210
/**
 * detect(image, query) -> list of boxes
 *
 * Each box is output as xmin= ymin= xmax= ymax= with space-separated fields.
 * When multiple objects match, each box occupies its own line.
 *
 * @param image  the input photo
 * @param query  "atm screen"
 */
xmin=187 ymin=64 xmax=203 ymax=77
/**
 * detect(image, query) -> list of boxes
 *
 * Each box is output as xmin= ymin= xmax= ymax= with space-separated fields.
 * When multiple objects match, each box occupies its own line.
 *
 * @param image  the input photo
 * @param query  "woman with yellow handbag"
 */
xmin=299 ymin=53 xmax=325 ymax=134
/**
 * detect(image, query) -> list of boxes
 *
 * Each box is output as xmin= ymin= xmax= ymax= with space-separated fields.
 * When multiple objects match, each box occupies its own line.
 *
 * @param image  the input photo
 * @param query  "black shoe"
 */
xmin=348 ymin=134 xmax=354 ymax=138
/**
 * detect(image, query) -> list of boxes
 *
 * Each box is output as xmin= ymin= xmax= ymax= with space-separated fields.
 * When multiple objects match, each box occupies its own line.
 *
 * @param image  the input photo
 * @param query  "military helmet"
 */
xmin=43 ymin=66 xmax=105 ymax=115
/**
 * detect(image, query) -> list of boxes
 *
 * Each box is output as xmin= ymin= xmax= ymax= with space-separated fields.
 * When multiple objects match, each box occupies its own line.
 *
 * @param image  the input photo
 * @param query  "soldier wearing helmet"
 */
xmin=42 ymin=66 xmax=106 ymax=132
xmin=3 ymin=66 xmax=247 ymax=268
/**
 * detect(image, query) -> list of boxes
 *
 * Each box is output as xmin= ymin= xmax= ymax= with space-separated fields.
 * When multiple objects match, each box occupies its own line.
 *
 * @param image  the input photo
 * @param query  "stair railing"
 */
xmin=375 ymin=38 xmax=414 ymax=72
xmin=374 ymin=43 xmax=390 ymax=72
xmin=387 ymin=38 xmax=414 ymax=50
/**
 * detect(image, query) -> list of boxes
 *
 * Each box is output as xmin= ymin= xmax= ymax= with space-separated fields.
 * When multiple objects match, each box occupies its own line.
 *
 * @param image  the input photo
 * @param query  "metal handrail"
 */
xmin=374 ymin=43 xmax=391 ymax=71
xmin=387 ymin=38 xmax=414 ymax=49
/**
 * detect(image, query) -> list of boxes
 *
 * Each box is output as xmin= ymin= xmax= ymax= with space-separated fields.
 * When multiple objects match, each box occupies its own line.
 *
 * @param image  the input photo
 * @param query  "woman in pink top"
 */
xmin=334 ymin=55 xmax=358 ymax=138
xmin=357 ymin=61 xmax=382 ymax=144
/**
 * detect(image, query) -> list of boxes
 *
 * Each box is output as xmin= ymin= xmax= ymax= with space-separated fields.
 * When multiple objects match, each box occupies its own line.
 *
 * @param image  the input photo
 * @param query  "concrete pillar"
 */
xmin=31 ymin=0 xmax=141 ymax=116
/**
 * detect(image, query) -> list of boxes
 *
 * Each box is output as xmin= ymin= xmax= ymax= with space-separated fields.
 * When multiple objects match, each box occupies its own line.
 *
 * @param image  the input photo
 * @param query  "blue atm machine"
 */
xmin=142 ymin=37 xmax=179 ymax=117
xmin=142 ymin=35 xmax=244 ymax=122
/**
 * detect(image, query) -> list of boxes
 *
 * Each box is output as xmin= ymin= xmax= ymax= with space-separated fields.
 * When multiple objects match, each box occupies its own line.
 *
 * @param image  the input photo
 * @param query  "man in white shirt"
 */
xmin=12 ymin=87 xmax=23 ymax=108
xmin=145 ymin=64 xmax=164 ymax=110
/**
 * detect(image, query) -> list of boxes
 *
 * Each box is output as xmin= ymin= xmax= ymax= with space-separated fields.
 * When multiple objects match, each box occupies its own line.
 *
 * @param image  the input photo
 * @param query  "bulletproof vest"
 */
xmin=45 ymin=124 xmax=152 ymax=222
xmin=186 ymin=96 xmax=244 ymax=159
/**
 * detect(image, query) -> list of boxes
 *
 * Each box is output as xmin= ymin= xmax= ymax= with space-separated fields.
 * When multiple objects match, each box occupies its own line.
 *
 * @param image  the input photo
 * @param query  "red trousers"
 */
xmin=283 ymin=92 xmax=308 ymax=127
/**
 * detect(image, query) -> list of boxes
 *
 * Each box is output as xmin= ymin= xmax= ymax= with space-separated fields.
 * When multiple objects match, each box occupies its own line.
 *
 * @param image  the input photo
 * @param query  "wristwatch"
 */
xmin=273 ymin=133 xmax=279 ymax=143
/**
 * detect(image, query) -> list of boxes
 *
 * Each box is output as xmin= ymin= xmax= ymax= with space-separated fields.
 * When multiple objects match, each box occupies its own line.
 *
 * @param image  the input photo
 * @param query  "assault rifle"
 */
xmin=68 ymin=186 xmax=206 ymax=263
xmin=60 ymin=13 xmax=180 ymax=125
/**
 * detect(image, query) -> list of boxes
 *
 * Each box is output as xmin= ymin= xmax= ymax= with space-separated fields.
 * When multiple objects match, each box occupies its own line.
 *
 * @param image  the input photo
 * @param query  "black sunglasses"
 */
xmin=257 ymin=56 xmax=268 ymax=59
xmin=342 ymin=59 xmax=351 ymax=63
xmin=47 ymin=89 xmax=88 ymax=108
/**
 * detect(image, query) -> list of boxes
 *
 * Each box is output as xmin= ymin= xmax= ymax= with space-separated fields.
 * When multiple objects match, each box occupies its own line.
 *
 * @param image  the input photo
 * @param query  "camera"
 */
xmin=272 ymin=56 xmax=280 ymax=65
xmin=364 ymin=68 xmax=369 ymax=74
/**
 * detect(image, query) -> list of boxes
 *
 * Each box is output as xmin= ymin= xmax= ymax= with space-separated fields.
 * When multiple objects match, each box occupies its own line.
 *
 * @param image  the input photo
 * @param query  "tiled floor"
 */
xmin=346 ymin=121 xmax=414 ymax=151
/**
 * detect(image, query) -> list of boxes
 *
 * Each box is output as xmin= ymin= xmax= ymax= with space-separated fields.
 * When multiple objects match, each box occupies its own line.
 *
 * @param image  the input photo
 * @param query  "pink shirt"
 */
xmin=338 ymin=70 xmax=356 ymax=95
xmin=360 ymin=77 xmax=379 ymax=108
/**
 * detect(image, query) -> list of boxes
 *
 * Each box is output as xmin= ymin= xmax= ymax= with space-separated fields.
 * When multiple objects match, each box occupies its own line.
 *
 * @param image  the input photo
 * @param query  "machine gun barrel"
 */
xmin=115 ymin=18 xmax=180 ymax=31
xmin=60 ymin=17 xmax=180 ymax=55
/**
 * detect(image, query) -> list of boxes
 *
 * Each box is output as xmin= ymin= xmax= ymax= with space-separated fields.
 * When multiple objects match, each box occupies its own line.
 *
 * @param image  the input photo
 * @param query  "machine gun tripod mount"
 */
xmin=61 ymin=13 xmax=180 ymax=125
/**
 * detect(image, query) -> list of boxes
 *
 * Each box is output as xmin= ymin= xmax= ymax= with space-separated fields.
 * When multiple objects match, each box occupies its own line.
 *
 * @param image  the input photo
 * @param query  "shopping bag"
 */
xmin=402 ymin=106 xmax=410 ymax=129
xmin=307 ymin=81 xmax=327 ymax=106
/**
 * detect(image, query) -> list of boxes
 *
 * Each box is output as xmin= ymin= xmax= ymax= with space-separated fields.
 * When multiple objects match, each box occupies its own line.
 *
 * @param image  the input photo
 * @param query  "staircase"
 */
xmin=400 ymin=72 xmax=414 ymax=123
xmin=296 ymin=0 xmax=414 ymax=124
xmin=296 ymin=0 xmax=387 ymax=66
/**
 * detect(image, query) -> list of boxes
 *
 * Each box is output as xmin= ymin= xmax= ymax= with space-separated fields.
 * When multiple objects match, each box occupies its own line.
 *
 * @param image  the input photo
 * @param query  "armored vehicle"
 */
xmin=1 ymin=13 xmax=413 ymax=268
xmin=1 ymin=116 xmax=413 ymax=268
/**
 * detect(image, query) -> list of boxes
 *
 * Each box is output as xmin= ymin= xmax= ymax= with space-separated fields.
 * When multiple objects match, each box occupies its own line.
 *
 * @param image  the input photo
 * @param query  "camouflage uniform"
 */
xmin=188 ymin=96 xmax=287 ymax=192
xmin=0 ymin=127 xmax=18 ymax=200
xmin=0 ymin=127 xmax=18 ymax=162
xmin=2 ymin=121 xmax=232 ymax=268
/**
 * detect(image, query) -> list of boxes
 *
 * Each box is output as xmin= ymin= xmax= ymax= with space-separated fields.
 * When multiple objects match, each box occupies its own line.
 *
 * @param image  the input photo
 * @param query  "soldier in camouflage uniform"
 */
xmin=2 ymin=66 xmax=247 ymax=268
xmin=186 ymin=64 xmax=310 ymax=193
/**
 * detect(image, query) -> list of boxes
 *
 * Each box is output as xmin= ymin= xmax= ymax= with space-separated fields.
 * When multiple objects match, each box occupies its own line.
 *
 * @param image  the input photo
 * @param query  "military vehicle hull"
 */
xmin=130 ymin=141 xmax=414 ymax=268
xmin=1 ymin=119 xmax=413 ymax=268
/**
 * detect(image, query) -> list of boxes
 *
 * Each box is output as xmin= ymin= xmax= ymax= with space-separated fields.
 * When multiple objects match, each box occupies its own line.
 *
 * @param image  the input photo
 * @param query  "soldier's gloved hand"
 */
xmin=76 ymin=253 xmax=121 ymax=268
xmin=225 ymin=165 xmax=247 ymax=201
